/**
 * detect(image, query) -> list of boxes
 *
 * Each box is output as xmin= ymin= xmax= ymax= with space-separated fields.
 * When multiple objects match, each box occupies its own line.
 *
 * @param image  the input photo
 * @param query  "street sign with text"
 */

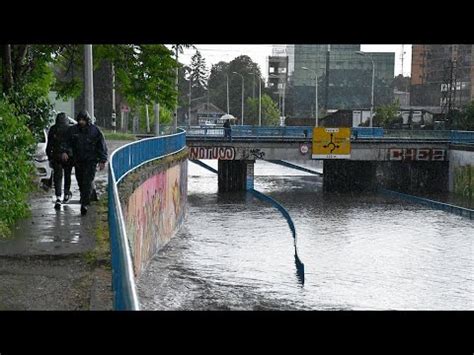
xmin=312 ymin=127 xmax=351 ymax=159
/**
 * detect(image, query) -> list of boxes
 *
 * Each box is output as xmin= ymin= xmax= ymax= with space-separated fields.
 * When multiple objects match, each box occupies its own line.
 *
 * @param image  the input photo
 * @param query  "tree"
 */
xmin=245 ymin=94 xmax=280 ymax=126
xmin=54 ymin=45 xmax=178 ymax=110
xmin=450 ymin=101 xmax=474 ymax=130
xmin=246 ymin=94 xmax=280 ymax=126
xmin=373 ymin=101 xmax=401 ymax=128
xmin=208 ymin=55 xmax=267 ymax=119
xmin=1 ymin=45 xmax=61 ymax=138
xmin=189 ymin=50 xmax=208 ymax=97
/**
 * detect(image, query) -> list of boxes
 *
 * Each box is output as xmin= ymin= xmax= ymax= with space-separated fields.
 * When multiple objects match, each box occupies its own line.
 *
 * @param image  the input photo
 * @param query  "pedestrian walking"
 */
xmin=223 ymin=119 xmax=232 ymax=141
xmin=61 ymin=110 xmax=108 ymax=216
xmin=46 ymin=112 xmax=74 ymax=210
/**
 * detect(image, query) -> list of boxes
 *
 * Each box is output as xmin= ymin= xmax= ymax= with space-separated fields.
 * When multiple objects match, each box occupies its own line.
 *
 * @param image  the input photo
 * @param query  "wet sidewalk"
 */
xmin=0 ymin=140 xmax=130 ymax=310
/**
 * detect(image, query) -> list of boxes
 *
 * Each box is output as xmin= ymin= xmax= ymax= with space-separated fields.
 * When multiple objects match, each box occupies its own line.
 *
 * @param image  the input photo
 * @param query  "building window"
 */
xmin=269 ymin=67 xmax=275 ymax=73
xmin=278 ymin=67 xmax=287 ymax=73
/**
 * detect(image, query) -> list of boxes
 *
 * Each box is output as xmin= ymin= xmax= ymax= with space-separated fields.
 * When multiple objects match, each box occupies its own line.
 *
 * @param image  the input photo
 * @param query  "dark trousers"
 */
xmin=75 ymin=160 xmax=97 ymax=206
xmin=224 ymin=128 xmax=232 ymax=141
xmin=52 ymin=160 xmax=73 ymax=197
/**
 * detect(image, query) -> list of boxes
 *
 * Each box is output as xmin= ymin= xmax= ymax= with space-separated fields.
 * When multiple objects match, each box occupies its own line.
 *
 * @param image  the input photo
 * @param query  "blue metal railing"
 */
xmin=450 ymin=130 xmax=474 ymax=145
xmin=184 ymin=124 xmax=474 ymax=144
xmin=183 ymin=125 xmax=312 ymax=140
xmin=351 ymin=127 xmax=384 ymax=138
xmin=108 ymin=128 xmax=187 ymax=310
xmin=380 ymin=188 xmax=474 ymax=220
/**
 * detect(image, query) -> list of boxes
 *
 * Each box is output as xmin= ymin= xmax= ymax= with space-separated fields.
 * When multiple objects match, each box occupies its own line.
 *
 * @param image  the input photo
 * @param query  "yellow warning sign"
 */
xmin=312 ymin=127 xmax=351 ymax=159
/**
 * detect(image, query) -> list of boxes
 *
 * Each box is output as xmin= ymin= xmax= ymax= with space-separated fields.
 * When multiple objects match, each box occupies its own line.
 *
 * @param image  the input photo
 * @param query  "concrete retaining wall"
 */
xmin=117 ymin=150 xmax=188 ymax=277
xmin=449 ymin=146 xmax=474 ymax=199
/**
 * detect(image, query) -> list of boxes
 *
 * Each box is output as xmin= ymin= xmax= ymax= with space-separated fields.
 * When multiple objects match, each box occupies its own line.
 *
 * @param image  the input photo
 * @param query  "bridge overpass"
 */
xmin=140 ymin=126 xmax=474 ymax=193
xmin=184 ymin=126 xmax=474 ymax=193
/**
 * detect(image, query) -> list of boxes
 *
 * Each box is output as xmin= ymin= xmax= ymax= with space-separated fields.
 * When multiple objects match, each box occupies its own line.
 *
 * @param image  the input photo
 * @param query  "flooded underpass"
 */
xmin=137 ymin=160 xmax=474 ymax=310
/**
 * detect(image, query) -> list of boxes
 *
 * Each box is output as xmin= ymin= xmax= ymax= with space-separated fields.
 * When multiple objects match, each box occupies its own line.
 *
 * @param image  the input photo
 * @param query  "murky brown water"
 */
xmin=137 ymin=160 xmax=474 ymax=310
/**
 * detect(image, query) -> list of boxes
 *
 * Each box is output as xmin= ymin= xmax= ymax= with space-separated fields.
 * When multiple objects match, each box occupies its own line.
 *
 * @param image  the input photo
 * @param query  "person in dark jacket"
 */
xmin=46 ymin=112 xmax=74 ymax=209
xmin=223 ymin=119 xmax=232 ymax=141
xmin=61 ymin=110 xmax=108 ymax=215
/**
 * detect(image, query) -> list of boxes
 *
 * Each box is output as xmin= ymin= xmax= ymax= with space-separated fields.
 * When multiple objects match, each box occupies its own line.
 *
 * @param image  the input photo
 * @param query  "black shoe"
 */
xmin=90 ymin=189 xmax=99 ymax=202
xmin=54 ymin=198 xmax=61 ymax=210
xmin=63 ymin=191 xmax=72 ymax=204
xmin=80 ymin=205 xmax=88 ymax=215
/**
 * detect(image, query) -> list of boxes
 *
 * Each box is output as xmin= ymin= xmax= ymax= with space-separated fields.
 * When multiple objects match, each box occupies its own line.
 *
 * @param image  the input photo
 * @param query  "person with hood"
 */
xmin=61 ymin=110 xmax=108 ymax=216
xmin=46 ymin=112 xmax=74 ymax=210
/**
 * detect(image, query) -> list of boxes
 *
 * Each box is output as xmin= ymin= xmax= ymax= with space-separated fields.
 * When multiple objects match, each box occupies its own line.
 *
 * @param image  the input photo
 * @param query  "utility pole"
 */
xmin=84 ymin=44 xmax=94 ymax=122
xmin=226 ymin=74 xmax=230 ymax=114
xmin=258 ymin=78 xmax=262 ymax=126
xmin=145 ymin=104 xmax=150 ymax=133
xmin=111 ymin=62 xmax=116 ymax=133
xmin=154 ymin=101 xmax=160 ymax=136
xmin=324 ymin=44 xmax=330 ymax=111
xmin=253 ymin=74 xmax=255 ymax=99
xmin=173 ymin=46 xmax=179 ymax=132
xmin=401 ymin=44 xmax=405 ymax=77
xmin=188 ymin=78 xmax=192 ymax=126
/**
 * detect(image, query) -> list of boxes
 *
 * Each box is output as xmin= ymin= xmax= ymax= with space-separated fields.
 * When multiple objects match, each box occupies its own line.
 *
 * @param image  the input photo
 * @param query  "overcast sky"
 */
xmin=176 ymin=44 xmax=412 ymax=79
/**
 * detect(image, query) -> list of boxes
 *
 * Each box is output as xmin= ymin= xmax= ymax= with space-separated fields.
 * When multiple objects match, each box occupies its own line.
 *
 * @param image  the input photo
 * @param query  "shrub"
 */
xmin=0 ymin=98 xmax=36 ymax=237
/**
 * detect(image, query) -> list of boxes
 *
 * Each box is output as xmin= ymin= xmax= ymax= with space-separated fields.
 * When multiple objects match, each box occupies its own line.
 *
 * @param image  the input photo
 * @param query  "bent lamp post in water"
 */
xmin=189 ymin=160 xmax=305 ymax=285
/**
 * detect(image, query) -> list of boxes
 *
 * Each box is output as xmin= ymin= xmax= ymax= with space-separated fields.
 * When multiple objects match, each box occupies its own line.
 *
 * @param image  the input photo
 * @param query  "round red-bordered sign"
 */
xmin=300 ymin=144 xmax=309 ymax=154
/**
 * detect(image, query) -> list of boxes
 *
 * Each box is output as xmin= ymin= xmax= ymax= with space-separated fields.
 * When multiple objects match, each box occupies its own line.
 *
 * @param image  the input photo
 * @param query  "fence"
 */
xmin=184 ymin=124 xmax=474 ymax=144
xmin=108 ymin=128 xmax=186 ymax=310
xmin=380 ymin=188 xmax=474 ymax=220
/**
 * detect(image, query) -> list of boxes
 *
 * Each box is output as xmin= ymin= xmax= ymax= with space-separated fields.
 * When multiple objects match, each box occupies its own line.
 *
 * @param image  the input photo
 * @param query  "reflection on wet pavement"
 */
xmin=0 ymin=140 xmax=129 ymax=257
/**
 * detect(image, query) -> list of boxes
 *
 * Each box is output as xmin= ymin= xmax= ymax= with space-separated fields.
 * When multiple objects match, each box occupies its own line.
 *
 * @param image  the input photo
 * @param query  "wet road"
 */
xmin=137 ymin=160 xmax=474 ymax=310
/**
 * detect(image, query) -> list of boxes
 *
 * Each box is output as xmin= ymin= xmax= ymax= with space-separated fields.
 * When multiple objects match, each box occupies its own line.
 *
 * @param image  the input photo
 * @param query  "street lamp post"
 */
xmin=259 ymin=77 xmax=262 ymax=126
xmin=84 ymin=44 xmax=94 ymax=122
xmin=249 ymin=72 xmax=262 ymax=126
xmin=232 ymin=72 xmax=244 ymax=125
xmin=269 ymin=73 xmax=287 ymax=125
xmin=226 ymin=74 xmax=230 ymax=114
xmin=356 ymin=51 xmax=375 ymax=127
xmin=188 ymin=77 xmax=192 ymax=126
xmin=302 ymin=67 xmax=318 ymax=127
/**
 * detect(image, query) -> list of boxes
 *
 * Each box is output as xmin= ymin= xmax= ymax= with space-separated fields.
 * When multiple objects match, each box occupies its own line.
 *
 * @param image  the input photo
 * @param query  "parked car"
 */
xmin=34 ymin=113 xmax=76 ymax=189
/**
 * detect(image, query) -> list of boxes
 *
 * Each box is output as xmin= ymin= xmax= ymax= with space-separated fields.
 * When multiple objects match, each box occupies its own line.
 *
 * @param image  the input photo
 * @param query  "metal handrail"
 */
xmin=108 ymin=128 xmax=186 ymax=310
xmin=183 ymin=125 xmax=474 ymax=144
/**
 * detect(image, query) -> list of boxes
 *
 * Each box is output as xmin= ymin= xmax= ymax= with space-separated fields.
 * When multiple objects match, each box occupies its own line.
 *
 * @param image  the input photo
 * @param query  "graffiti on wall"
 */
xmin=189 ymin=146 xmax=235 ymax=160
xmin=241 ymin=148 xmax=265 ymax=160
xmin=388 ymin=148 xmax=446 ymax=161
xmin=454 ymin=165 xmax=473 ymax=199
xmin=124 ymin=161 xmax=187 ymax=277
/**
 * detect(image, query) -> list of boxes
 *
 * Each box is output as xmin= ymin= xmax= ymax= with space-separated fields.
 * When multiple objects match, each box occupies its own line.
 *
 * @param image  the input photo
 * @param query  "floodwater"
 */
xmin=137 ymin=160 xmax=474 ymax=310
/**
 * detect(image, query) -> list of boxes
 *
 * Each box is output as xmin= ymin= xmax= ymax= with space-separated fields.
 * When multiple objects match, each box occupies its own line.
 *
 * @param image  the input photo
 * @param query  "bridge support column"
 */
xmin=378 ymin=161 xmax=448 ymax=193
xmin=323 ymin=160 xmax=377 ymax=192
xmin=218 ymin=160 xmax=254 ymax=192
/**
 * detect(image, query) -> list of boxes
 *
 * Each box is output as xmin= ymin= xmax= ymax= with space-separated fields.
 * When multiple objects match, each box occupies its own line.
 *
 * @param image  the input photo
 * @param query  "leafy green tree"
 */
xmin=450 ymin=101 xmax=474 ymax=130
xmin=246 ymin=94 xmax=280 ymax=126
xmin=208 ymin=55 xmax=266 ymax=118
xmin=373 ymin=101 xmax=401 ymax=128
xmin=0 ymin=98 xmax=35 ymax=237
xmin=1 ymin=45 xmax=61 ymax=137
xmin=189 ymin=50 xmax=208 ymax=97
xmin=54 ymin=45 xmax=178 ymax=111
